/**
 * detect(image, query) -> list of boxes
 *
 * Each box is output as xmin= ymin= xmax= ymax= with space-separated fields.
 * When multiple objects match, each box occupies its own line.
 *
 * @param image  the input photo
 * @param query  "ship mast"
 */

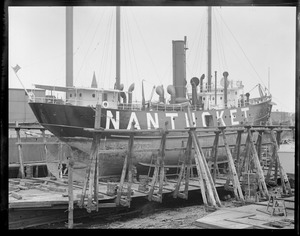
xmin=66 ymin=6 xmax=73 ymax=87
xmin=207 ymin=7 xmax=212 ymax=92
xmin=115 ymin=6 xmax=121 ymax=90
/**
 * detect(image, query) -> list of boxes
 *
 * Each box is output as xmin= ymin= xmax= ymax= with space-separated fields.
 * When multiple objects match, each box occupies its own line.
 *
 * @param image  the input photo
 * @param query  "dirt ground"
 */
xmin=88 ymin=200 xmax=235 ymax=229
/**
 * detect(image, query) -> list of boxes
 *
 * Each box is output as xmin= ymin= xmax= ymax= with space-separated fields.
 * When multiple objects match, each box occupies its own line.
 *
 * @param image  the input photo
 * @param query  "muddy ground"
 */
xmin=33 ymin=190 xmax=235 ymax=229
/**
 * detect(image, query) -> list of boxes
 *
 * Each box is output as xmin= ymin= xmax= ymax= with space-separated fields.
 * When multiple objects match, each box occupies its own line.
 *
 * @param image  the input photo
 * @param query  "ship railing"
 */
xmin=30 ymin=96 xmax=100 ymax=106
xmin=248 ymin=96 xmax=271 ymax=105
xmin=117 ymin=103 xmax=143 ymax=111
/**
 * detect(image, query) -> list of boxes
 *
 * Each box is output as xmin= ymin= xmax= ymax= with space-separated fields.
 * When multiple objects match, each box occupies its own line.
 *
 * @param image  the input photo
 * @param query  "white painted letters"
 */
xmin=216 ymin=110 xmax=226 ymax=126
xmin=127 ymin=112 xmax=141 ymax=129
xmin=241 ymin=107 xmax=249 ymax=118
xmin=106 ymin=110 xmax=119 ymax=129
xmin=166 ymin=113 xmax=178 ymax=129
xmin=230 ymin=109 xmax=239 ymax=125
xmin=184 ymin=112 xmax=196 ymax=127
xmin=146 ymin=113 xmax=159 ymax=129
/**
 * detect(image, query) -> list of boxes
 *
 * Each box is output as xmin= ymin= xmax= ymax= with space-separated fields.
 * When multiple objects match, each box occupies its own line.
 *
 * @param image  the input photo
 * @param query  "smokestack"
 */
xmin=172 ymin=37 xmax=188 ymax=100
xmin=128 ymin=83 xmax=135 ymax=104
xmin=245 ymin=92 xmax=250 ymax=105
xmin=167 ymin=85 xmax=176 ymax=104
xmin=156 ymin=85 xmax=165 ymax=103
xmin=223 ymin=71 xmax=229 ymax=108
xmin=190 ymin=77 xmax=199 ymax=106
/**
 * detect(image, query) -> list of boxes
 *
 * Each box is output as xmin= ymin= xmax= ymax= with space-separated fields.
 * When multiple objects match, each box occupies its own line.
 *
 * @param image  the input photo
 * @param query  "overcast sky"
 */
xmin=8 ymin=6 xmax=296 ymax=112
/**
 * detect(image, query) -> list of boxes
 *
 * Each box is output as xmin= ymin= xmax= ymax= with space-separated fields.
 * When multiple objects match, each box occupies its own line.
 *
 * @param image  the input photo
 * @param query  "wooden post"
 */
xmin=78 ymin=135 xmax=98 ymax=209
xmin=239 ymin=134 xmax=251 ymax=177
xmin=16 ymin=127 xmax=25 ymax=179
xmin=256 ymin=130 xmax=263 ymax=162
xmin=212 ymin=131 xmax=220 ymax=183
xmin=87 ymin=134 xmax=100 ymax=212
xmin=274 ymin=130 xmax=282 ymax=180
xmin=246 ymin=127 xmax=269 ymax=199
xmin=68 ymin=154 xmax=74 ymax=229
xmin=270 ymin=129 xmax=292 ymax=196
xmin=41 ymin=129 xmax=50 ymax=177
xmin=234 ymin=130 xmax=243 ymax=176
xmin=58 ymin=142 xmax=63 ymax=179
xmin=220 ymin=127 xmax=244 ymax=203
xmin=173 ymin=133 xmax=192 ymax=199
xmin=193 ymin=130 xmax=222 ymax=207
xmin=191 ymin=131 xmax=217 ymax=207
xmin=116 ymin=122 xmax=135 ymax=207
xmin=148 ymin=122 xmax=167 ymax=202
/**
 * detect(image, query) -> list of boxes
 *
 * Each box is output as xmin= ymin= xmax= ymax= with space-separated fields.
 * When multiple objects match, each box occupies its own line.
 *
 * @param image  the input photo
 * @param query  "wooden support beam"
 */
xmin=186 ymin=107 xmax=221 ymax=208
xmin=239 ymin=134 xmax=251 ymax=177
xmin=16 ymin=127 xmax=25 ymax=179
xmin=78 ymin=134 xmax=100 ymax=209
xmin=256 ymin=131 xmax=263 ymax=162
xmin=246 ymin=127 xmax=269 ymax=199
xmin=234 ymin=130 xmax=243 ymax=178
xmin=274 ymin=130 xmax=282 ymax=180
xmin=269 ymin=130 xmax=292 ymax=196
xmin=212 ymin=131 xmax=220 ymax=183
xmin=148 ymin=122 xmax=168 ymax=203
xmin=68 ymin=154 xmax=74 ymax=229
xmin=116 ymin=122 xmax=135 ymax=207
xmin=219 ymin=127 xmax=244 ymax=203
xmin=173 ymin=133 xmax=192 ymax=199
xmin=41 ymin=129 xmax=50 ymax=177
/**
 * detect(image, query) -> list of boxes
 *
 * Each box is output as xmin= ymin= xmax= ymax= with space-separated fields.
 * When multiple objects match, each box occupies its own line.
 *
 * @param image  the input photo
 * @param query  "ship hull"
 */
xmin=29 ymin=100 xmax=273 ymax=176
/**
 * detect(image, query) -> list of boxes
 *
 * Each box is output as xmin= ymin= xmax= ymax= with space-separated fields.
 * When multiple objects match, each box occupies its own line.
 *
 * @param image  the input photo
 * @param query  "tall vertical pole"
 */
xmin=66 ymin=7 xmax=73 ymax=87
xmin=214 ymin=71 xmax=217 ymax=105
xmin=207 ymin=7 xmax=212 ymax=92
xmin=115 ymin=6 xmax=121 ymax=90
xmin=268 ymin=67 xmax=270 ymax=93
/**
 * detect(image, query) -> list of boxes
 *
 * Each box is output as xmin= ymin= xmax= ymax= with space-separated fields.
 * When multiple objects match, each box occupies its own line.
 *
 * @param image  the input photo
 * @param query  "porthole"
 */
xmin=79 ymin=93 xmax=82 ymax=97
xmin=70 ymin=94 xmax=72 ymax=98
xmin=92 ymin=94 xmax=95 ymax=98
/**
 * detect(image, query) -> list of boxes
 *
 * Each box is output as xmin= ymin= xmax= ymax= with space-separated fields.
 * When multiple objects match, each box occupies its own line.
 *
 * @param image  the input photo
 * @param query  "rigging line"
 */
xmin=212 ymin=12 xmax=223 ymax=74
xmin=123 ymin=10 xmax=137 ymax=87
xmin=216 ymin=9 xmax=267 ymax=88
xmin=98 ymin=10 xmax=114 ymax=89
xmin=129 ymin=8 xmax=162 ymax=82
xmin=126 ymin=10 xmax=141 ymax=83
xmin=73 ymin=8 xmax=99 ymax=57
xmin=74 ymin=8 xmax=107 ymax=85
xmin=191 ymin=13 xmax=206 ymax=75
xmin=213 ymin=10 xmax=228 ymax=71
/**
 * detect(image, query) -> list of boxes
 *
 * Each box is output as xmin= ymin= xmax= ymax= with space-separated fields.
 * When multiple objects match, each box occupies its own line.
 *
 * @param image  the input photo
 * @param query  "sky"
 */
xmin=8 ymin=6 xmax=296 ymax=112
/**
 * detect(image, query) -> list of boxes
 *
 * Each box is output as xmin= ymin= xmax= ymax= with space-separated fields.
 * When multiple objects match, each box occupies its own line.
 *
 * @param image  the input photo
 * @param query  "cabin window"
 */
xmin=79 ymin=93 xmax=82 ymax=97
xmin=235 ymin=92 xmax=237 ymax=95
xmin=212 ymin=97 xmax=215 ymax=100
xmin=220 ymin=97 xmax=222 ymax=100
xmin=203 ymin=97 xmax=205 ymax=100
xmin=103 ymin=93 xmax=108 ymax=101
xmin=70 ymin=94 xmax=72 ymax=98
xmin=221 ymin=90 xmax=223 ymax=92
xmin=92 ymin=94 xmax=95 ymax=98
